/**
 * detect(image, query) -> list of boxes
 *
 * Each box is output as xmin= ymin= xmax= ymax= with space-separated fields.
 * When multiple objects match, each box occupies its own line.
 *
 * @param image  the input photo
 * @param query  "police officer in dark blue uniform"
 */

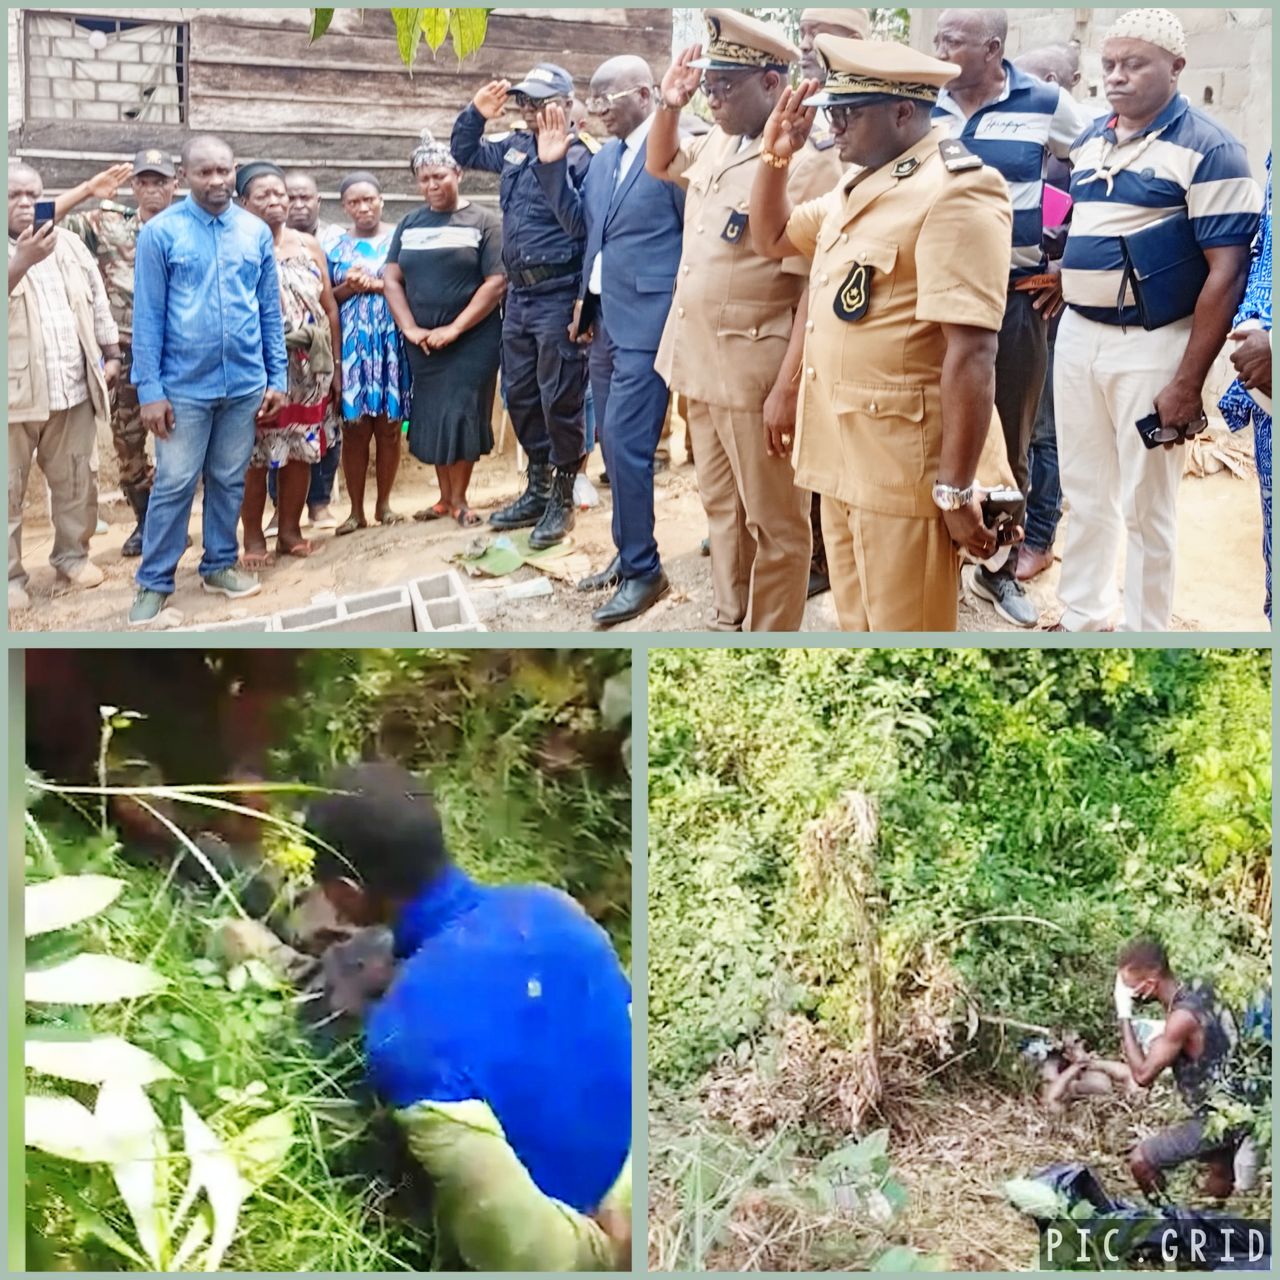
xmin=452 ymin=64 xmax=593 ymax=548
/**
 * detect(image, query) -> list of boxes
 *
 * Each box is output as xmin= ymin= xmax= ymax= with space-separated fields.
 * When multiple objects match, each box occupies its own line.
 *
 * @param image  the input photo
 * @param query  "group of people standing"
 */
xmin=8 ymin=4 xmax=1271 ymax=631
xmin=7 ymin=128 xmax=513 ymax=626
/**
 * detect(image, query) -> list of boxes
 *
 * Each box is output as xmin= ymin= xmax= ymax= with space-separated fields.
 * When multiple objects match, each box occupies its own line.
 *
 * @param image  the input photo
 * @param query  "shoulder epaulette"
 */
xmin=939 ymin=138 xmax=983 ymax=173
xmin=576 ymin=129 xmax=602 ymax=155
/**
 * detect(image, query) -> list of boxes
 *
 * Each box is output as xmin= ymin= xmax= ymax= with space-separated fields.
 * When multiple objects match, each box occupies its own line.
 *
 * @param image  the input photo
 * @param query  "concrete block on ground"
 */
xmin=176 ymin=616 xmax=277 ymax=633
xmin=408 ymin=569 xmax=481 ymax=632
xmin=271 ymin=586 xmax=414 ymax=633
xmin=275 ymin=600 xmax=342 ymax=632
xmin=337 ymin=585 xmax=414 ymax=632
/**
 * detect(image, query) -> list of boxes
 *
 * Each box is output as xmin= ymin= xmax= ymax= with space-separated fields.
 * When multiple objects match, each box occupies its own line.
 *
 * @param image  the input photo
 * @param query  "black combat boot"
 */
xmin=528 ymin=465 xmax=578 ymax=549
xmin=121 ymin=486 xmax=149 ymax=558
xmin=489 ymin=460 xmax=552 ymax=530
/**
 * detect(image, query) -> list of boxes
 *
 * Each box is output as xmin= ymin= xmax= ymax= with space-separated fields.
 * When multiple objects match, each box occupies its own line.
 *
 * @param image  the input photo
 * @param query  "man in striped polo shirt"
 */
xmin=1052 ymin=8 xmax=1261 ymax=632
xmin=932 ymin=9 xmax=1093 ymax=628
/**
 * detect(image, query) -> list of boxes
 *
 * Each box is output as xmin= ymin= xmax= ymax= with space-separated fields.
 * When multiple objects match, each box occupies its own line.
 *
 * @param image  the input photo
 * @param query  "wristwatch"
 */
xmin=932 ymin=481 xmax=974 ymax=512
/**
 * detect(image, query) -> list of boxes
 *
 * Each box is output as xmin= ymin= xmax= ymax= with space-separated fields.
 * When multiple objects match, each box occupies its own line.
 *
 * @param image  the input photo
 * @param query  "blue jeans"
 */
xmin=136 ymin=391 xmax=261 ymax=594
xmin=1024 ymin=338 xmax=1063 ymax=553
xmin=267 ymin=431 xmax=341 ymax=507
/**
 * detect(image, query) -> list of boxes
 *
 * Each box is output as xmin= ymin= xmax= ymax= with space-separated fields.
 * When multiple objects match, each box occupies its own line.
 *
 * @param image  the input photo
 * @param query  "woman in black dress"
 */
xmin=384 ymin=132 xmax=506 ymax=527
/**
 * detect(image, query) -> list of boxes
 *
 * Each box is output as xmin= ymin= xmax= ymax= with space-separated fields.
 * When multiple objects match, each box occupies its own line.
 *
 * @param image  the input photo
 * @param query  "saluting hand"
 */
xmin=763 ymin=81 xmax=820 ymax=160
xmin=536 ymin=102 xmax=572 ymax=164
xmin=661 ymin=45 xmax=703 ymax=110
xmin=473 ymin=79 xmax=511 ymax=120
xmin=85 ymin=162 xmax=134 ymax=202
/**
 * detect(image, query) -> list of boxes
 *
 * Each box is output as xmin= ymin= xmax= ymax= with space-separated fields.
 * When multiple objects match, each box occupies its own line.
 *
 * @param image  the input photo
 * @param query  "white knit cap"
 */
xmin=1105 ymin=8 xmax=1187 ymax=59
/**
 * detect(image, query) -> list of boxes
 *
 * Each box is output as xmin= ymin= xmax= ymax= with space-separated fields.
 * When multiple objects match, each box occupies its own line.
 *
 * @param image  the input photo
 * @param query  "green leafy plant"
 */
xmin=24 ymin=869 xmax=294 ymax=1270
xmin=309 ymin=8 xmax=491 ymax=66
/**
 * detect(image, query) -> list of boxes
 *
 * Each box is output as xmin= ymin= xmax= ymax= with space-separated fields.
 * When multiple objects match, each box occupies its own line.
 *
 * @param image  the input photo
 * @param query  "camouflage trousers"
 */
xmin=113 ymin=344 xmax=153 ymax=504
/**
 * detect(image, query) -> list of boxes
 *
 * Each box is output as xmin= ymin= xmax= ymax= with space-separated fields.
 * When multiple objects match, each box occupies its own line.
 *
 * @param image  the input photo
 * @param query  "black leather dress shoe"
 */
xmin=578 ymin=554 xmax=621 ymax=592
xmin=592 ymin=570 xmax=669 ymax=627
xmin=807 ymin=569 xmax=831 ymax=598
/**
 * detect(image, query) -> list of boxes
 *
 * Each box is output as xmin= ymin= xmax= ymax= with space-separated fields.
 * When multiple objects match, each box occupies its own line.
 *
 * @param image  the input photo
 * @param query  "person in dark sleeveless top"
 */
xmin=1114 ymin=936 xmax=1246 ymax=1200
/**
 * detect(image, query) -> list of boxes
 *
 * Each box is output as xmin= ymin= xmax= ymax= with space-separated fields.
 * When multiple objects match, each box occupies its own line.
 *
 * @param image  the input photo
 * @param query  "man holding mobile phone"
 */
xmin=8 ymin=163 xmax=121 ymax=616
xmin=1050 ymin=8 xmax=1260 ymax=632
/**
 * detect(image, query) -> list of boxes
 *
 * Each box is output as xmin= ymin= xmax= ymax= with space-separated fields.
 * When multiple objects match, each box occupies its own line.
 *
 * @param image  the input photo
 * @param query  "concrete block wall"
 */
xmin=9 ymin=11 xmax=23 ymax=126
xmin=909 ymin=8 xmax=1271 ymax=175
xmin=25 ymin=14 xmax=183 ymax=126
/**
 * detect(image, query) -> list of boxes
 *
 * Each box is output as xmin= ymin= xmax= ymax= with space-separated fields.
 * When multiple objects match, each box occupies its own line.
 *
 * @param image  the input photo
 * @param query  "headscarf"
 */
xmin=235 ymin=161 xmax=285 ymax=198
xmin=410 ymin=129 xmax=460 ymax=175
xmin=339 ymin=170 xmax=382 ymax=197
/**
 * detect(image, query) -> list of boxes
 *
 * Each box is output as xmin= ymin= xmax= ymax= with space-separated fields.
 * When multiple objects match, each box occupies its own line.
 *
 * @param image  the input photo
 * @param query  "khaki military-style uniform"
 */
xmin=784 ymin=124 xmax=1013 ymax=631
xmin=655 ymin=128 xmax=838 ymax=631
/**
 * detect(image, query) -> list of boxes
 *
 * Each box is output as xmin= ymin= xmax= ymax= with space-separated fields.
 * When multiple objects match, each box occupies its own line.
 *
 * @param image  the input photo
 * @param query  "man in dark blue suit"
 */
xmin=534 ymin=57 xmax=685 ymax=626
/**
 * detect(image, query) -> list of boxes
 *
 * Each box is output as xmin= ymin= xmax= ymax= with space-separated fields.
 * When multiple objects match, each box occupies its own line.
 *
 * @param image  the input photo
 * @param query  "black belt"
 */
xmin=510 ymin=261 xmax=579 ymax=289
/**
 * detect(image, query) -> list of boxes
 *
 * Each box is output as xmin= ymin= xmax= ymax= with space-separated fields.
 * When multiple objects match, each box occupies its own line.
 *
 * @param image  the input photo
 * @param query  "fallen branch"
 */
xmin=979 ymin=1014 xmax=1054 ymax=1036
xmin=932 ymin=913 xmax=1067 ymax=945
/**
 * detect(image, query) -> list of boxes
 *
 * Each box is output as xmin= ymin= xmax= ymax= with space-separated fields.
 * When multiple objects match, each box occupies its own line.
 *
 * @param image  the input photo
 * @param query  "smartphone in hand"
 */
xmin=981 ymin=486 xmax=1026 ymax=548
xmin=33 ymin=200 xmax=56 ymax=230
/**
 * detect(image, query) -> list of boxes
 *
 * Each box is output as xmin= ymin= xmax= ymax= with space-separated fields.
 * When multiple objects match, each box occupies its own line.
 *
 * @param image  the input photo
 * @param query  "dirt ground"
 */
xmin=12 ymin=421 xmax=1267 ymax=634
xmin=650 ymin=1076 xmax=1273 ymax=1272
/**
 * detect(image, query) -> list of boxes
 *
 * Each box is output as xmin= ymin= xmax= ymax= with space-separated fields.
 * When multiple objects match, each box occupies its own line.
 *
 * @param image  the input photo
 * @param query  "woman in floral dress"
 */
xmin=236 ymin=162 xmax=341 ymax=565
xmin=329 ymin=172 xmax=412 ymax=535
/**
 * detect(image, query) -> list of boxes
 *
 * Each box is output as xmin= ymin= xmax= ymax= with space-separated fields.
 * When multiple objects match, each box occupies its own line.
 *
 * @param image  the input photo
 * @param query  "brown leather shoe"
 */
xmin=1016 ymin=544 xmax=1055 ymax=582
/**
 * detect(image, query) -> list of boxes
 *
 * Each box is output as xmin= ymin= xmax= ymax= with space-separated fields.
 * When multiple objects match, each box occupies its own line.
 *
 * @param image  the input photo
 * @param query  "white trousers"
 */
xmin=1054 ymin=309 xmax=1191 ymax=632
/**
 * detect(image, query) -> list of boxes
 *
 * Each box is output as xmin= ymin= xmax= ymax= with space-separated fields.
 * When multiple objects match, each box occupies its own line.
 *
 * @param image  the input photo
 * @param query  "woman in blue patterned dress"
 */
xmin=1219 ymin=152 xmax=1272 ymax=623
xmin=329 ymin=172 xmax=411 ymax=535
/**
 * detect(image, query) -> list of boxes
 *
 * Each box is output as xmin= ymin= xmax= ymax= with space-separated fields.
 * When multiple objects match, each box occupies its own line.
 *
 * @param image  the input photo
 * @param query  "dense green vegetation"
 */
xmin=25 ymin=649 xmax=631 ymax=1272
xmin=650 ymin=647 xmax=1269 ymax=1083
xmin=648 ymin=648 xmax=1271 ymax=1269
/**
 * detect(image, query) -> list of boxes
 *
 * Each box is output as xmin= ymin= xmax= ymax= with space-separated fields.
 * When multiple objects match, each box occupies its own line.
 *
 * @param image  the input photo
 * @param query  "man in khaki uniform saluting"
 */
xmin=749 ymin=35 xmax=1014 ymax=631
xmin=647 ymin=9 xmax=834 ymax=632
xmin=784 ymin=7 xmax=871 ymax=599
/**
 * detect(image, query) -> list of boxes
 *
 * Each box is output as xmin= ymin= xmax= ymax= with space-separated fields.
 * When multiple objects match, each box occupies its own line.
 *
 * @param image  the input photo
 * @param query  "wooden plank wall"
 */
xmin=14 ymin=6 xmax=674 ymax=219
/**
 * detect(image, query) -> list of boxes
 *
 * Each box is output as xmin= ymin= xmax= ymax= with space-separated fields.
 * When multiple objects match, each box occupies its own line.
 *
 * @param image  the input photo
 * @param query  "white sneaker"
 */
xmin=573 ymin=473 xmax=600 ymax=510
xmin=58 ymin=560 xmax=105 ymax=589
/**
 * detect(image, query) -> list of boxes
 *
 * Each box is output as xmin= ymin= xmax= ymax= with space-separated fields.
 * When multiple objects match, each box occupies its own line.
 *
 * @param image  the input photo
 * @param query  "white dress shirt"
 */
xmin=588 ymin=111 xmax=656 ymax=296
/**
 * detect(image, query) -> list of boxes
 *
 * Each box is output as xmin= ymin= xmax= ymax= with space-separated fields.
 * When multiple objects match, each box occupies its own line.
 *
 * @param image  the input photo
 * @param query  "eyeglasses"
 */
xmin=824 ymin=101 xmax=885 ymax=129
xmin=585 ymin=86 xmax=646 ymax=114
xmin=700 ymin=72 xmax=762 ymax=101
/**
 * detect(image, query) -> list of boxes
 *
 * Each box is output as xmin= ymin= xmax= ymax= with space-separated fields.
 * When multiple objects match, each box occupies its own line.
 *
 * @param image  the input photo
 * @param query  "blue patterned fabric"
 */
xmin=1218 ymin=152 xmax=1272 ymax=621
xmin=365 ymin=864 xmax=632 ymax=1215
xmin=328 ymin=229 xmax=410 ymax=423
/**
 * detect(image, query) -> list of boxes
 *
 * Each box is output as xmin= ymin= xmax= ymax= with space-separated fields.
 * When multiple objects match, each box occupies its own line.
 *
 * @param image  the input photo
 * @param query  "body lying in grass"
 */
xmin=1023 ymin=1033 xmax=1144 ymax=1115
xmin=304 ymin=762 xmax=632 ymax=1271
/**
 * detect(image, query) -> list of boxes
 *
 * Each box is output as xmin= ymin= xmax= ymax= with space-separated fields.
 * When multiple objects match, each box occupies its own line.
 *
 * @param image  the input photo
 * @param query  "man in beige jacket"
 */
xmin=9 ymin=162 xmax=119 ymax=616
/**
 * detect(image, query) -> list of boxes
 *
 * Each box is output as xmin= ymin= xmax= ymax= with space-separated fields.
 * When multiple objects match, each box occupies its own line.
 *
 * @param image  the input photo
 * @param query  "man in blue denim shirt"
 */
xmin=128 ymin=135 xmax=287 ymax=627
